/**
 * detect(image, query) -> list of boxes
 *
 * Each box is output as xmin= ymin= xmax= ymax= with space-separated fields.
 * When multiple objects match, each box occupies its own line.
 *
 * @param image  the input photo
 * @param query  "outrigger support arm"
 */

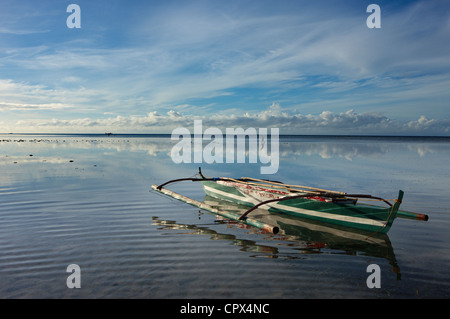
xmin=155 ymin=167 xmax=215 ymax=189
xmin=198 ymin=167 xmax=206 ymax=179
xmin=238 ymin=193 xmax=317 ymax=220
xmin=238 ymin=192 xmax=396 ymax=220
xmin=156 ymin=167 xmax=249 ymax=190
xmin=156 ymin=177 xmax=211 ymax=190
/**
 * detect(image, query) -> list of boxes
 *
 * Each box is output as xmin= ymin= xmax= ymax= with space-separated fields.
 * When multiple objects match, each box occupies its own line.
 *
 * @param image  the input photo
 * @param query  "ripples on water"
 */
xmin=0 ymin=134 xmax=449 ymax=299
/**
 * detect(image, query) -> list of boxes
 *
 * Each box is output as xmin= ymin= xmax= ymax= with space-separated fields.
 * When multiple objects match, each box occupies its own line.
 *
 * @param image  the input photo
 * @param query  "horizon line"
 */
xmin=1 ymin=132 xmax=450 ymax=138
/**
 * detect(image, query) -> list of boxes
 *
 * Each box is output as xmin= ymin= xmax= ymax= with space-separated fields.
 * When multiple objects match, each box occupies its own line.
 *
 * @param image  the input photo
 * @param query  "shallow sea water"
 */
xmin=0 ymin=134 xmax=449 ymax=299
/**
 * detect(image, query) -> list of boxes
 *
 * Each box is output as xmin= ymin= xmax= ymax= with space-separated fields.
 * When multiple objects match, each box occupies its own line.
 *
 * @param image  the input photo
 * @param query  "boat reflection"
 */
xmin=151 ymin=216 xmax=280 ymax=255
xmin=153 ymin=195 xmax=401 ymax=279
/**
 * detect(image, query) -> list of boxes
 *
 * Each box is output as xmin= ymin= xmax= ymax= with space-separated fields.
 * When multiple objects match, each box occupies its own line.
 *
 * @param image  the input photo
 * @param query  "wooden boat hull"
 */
xmin=202 ymin=180 xmax=403 ymax=234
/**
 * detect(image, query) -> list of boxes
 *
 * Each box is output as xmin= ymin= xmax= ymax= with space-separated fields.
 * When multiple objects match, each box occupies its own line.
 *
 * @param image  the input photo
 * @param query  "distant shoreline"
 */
xmin=1 ymin=133 xmax=450 ymax=140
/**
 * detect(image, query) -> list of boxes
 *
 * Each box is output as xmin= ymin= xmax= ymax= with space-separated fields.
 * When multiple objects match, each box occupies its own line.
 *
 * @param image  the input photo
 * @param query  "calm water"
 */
xmin=0 ymin=134 xmax=449 ymax=299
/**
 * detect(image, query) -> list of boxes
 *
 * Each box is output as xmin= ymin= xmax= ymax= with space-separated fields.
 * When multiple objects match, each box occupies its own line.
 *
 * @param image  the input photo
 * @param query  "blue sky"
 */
xmin=1 ymin=0 xmax=449 ymax=135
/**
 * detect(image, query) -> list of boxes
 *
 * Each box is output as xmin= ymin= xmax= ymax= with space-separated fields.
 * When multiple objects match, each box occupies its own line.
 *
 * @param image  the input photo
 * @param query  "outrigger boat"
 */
xmin=152 ymin=168 xmax=428 ymax=235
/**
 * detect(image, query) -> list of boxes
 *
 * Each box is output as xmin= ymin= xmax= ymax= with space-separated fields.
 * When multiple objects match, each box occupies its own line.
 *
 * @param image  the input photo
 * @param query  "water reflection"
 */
xmin=2 ymin=135 xmax=449 ymax=161
xmin=1 ymin=134 xmax=448 ymax=297
xmin=152 ymin=195 xmax=401 ymax=279
xmin=2 ymin=135 xmax=449 ymax=186
xmin=152 ymin=216 xmax=280 ymax=255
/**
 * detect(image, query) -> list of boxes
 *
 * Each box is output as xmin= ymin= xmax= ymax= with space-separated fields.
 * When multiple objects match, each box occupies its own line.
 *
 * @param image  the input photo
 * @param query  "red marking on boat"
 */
xmin=306 ymin=196 xmax=326 ymax=202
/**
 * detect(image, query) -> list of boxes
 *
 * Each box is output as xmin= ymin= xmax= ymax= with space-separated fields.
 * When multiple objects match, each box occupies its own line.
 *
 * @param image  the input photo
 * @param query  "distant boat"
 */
xmin=153 ymin=168 xmax=428 ymax=235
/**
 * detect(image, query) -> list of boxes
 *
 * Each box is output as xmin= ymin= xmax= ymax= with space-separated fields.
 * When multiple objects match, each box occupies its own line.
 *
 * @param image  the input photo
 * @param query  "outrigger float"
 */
xmin=152 ymin=168 xmax=428 ymax=235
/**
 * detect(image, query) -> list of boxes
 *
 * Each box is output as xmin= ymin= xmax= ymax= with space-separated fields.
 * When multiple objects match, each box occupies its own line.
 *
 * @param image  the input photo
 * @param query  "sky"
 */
xmin=0 ymin=0 xmax=449 ymax=135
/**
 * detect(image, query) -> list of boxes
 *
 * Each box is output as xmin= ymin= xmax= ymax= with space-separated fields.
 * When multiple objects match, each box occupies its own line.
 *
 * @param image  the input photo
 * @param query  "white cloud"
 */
xmin=406 ymin=115 xmax=450 ymax=134
xmin=0 ymin=78 xmax=129 ymax=113
xmin=5 ymin=104 xmax=449 ymax=136
xmin=0 ymin=102 xmax=70 ymax=111
xmin=0 ymin=27 xmax=50 ymax=35
xmin=0 ymin=79 xmax=75 ymax=111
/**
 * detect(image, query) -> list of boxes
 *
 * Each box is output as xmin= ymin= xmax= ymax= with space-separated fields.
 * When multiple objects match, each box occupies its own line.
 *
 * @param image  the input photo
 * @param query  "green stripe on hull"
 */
xmin=202 ymin=180 xmax=402 ymax=234
xmin=268 ymin=204 xmax=392 ymax=233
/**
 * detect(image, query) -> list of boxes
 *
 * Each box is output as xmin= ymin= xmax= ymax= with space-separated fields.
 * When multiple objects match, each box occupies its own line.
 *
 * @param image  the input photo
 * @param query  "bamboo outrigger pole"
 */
xmin=151 ymin=184 xmax=280 ymax=234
